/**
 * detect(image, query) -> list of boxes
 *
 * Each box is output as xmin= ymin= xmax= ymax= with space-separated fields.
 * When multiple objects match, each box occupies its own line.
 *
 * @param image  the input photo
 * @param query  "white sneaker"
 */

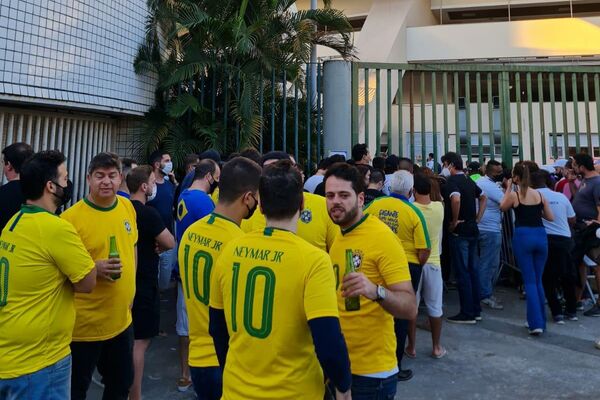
xmin=529 ymin=328 xmax=543 ymax=336
xmin=595 ymin=338 xmax=600 ymax=350
xmin=482 ymin=297 xmax=504 ymax=310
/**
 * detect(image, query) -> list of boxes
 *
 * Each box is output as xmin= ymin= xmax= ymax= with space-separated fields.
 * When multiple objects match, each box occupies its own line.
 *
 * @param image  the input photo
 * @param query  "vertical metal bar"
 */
xmin=200 ymin=75 xmax=205 ymax=108
xmin=306 ymin=63 xmax=312 ymax=171
xmin=515 ymin=73 xmax=523 ymax=161
xmin=25 ymin=115 xmax=33 ymax=144
xmin=6 ymin=114 xmax=14 ymax=145
xmin=538 ymin=73 xmax=547 ymax=163
xmin=454 ymin=72 xmax=460 ymax=154
xmin=41 ymin=115 xmax=49 ymax=150
xmin=409 ymin=72 xmax=415 ymax=162
xmin=351 ymin=63 xmax=359 ymax=147
xmin=211 ymin=72 xmax=216 ymax=121
xmin=560 ymin=73 xmax=569 ymax=157
xmin=316 ymin=64 xmax=322 ymax=161
xmin=364 ymin=68 xmax=370 ymax=147
xmin=15 ymin=114 xmax=24 ymax=142
xmin=33 ymin=115 xmax=41 ymax=151
xmin=282 ymin=69 xmax=287 ymax=152
xmin=259 ymin=75 xmax=264 ymax=153
xmin=294 ymin=83 xmax=299 ymax=162
xmin=595 ymin=74 xmax=600 ymax=158
xmin=550 ymin=73 xmax=558 ymax=159
xmin=476 ymin=72 xmax=483 ymax=163
xmin=236 ymin=73 xmax=241 ymax=150
xmin=501 ymin=71 xmax=513 ymax=167
xmin=271 ymin=70 xmax=276 ymax=151
xmin=465 ymin=72 xmax=471 ymax=162
xmin=387 ymin=69 xmax=392 ymax=156
xmin=420 ymin=71 xmax=427 ymax=165
xmin=584 ymin=73 xmax=591 ymax=155
xmin=443 ymin=72 xmax=449 ymax=155
xmin=572 ymin=73 xmax=580 ymax=153
xmin=527 ymin=73 xmax=535 ymax=160
xmin=223 ymin=75 xmax=229 ymax=151
xmin=376 ymin=69 xmax=381 ymax=155
xmin=431 ymin=72 xmax=438 ymax=167
xmin=397 ymin=69 xmax=403 ymax=156
xmin=56 ymin=118 xmax=64 ymax=151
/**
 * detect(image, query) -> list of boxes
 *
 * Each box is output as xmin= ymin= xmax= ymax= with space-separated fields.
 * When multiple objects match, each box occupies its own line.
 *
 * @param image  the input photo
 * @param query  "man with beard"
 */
xmin=179 ymin=157 xmax=262 ymax=400
xmin=325 ymin=162 xmax=416 ymax=399
xmin=0 ymin=150 xmax=96 ymax=400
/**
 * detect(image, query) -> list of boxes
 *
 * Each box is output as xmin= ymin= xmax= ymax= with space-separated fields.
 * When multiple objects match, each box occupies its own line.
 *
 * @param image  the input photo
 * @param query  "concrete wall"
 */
xmin=0 ymin=0 xmax=155 ymax=115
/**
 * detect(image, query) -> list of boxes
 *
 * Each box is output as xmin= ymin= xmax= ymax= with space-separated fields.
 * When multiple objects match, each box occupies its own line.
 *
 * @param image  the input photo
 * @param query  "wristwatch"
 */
xmin=375 ymin=285 xmax=386 ymax=302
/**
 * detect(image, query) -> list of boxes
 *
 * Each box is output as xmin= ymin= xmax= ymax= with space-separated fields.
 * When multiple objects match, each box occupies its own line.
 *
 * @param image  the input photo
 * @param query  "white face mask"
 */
xmin=440 ymin=167 xmax=451 ymax=178
xmin=162 ymin=161 xmax=173 ymax=175
xmin=146 ymin=184 xmax=157 ymax=202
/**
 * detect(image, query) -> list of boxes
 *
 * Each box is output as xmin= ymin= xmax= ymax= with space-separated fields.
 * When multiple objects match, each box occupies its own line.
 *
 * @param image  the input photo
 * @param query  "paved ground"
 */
xmin=90 ymin=285 xmax=600 ymax=400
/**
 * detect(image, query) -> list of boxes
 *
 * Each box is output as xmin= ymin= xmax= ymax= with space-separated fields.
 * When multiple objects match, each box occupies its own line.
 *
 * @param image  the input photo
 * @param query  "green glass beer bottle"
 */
xmin=344 ymin=249 xmax=360 ymax=311
xmin=108 ymin=236 xmax=121 ymax=280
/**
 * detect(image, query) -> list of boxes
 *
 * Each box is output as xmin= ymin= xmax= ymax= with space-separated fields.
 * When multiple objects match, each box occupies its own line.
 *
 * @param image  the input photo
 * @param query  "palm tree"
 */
xmin=134 ymin=0 xmax=354 ymax=167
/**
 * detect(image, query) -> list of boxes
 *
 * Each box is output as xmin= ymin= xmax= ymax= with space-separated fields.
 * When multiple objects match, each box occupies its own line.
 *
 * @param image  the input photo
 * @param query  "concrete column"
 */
xmin=323 ymin=60 xmax=352 ymax=159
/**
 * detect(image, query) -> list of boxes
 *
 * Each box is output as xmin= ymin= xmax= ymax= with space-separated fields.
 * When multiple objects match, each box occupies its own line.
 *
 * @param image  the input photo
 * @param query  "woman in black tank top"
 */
xmin=500 ymin=161 xmax=554 ymax=335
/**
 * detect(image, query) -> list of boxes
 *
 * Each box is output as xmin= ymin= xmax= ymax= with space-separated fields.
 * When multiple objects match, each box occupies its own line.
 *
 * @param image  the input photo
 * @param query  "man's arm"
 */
xmin=449 ymin=194 xmax=462 ymax=231
xmin=341 ymin=273 xmax=416 ymax=319
xmin=416 ymin=249 xmax=431 ymax=266
xmin=476 ymin=194 xmax=487 ymax=223
xmin=209 ymin=307 xmax=229 ymax=368
xmin=155 ymin=228 xmax=175 ymax=251
xmin=72 ymin=267 xmax=97 ymax=293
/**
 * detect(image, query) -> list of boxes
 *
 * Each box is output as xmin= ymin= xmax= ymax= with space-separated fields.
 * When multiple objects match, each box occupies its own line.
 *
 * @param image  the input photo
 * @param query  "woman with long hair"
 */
xmin=500 ymin=161 xmax=554 ymax=335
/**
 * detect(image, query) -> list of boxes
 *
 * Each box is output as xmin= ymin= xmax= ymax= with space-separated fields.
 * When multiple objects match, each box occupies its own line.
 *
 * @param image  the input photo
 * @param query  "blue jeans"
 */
xmin=513 ymin=227 xmax=548 ymax=330
xmin=190 ymin=366 xmax=222 ymax=400
xmin=0 ymin=355 xmax=71 ymax=400
xmin=478 ymin=230 xmax=502 ymax=300
xmin=449 ymin=234 xmax=481 ymax=318
xmin=158 ymin=248 xmax=176 ymax=291
xmin=351 ymin=374 xmax=397 ymax=400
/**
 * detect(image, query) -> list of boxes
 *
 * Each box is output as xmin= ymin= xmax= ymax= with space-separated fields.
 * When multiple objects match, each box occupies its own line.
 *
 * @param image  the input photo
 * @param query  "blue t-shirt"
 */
xmin=538 ymin=188 xmax=575 ymax=238
xmin=175 ymin=189 xmax=215 ymax=242
xmin=477 ymin=176 xmax=504 ymax=232
xmin=147 ymin=180 xmax=175 ymax=232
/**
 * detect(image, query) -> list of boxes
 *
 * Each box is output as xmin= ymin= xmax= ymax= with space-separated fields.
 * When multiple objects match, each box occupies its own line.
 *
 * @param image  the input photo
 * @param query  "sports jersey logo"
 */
xmin=352 ymin=250 xmax=363 ymax=271
xmin=178 ymin=200 xmax=188 ymax=221
xmin=124 ymin=220 xmax=132 ymax=234
xmin=300 ymin=209 xmax=312 ymax=224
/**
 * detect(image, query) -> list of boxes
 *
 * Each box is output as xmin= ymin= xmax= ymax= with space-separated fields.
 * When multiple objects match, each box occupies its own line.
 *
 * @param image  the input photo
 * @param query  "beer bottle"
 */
xmin=108 ymin=236 xmax=121 ymax=280
xmin=344 ymin=249 xmax=360 ymax=311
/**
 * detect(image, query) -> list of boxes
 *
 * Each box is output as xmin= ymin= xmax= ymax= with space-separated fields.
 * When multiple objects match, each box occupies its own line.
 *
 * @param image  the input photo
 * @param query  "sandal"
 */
xmin=404 ymin=349 xmax=416 ymax=359
xmin=431 ymin=348 xmax=447 ymax=359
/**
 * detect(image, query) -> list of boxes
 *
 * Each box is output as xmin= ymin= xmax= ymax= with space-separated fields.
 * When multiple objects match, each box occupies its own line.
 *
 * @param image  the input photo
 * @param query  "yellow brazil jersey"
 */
xmin=413 ymin=201 xmax=444 ymax=267
xmin=364 ymin=195 xmax=430 ymax=265
xmin=240 ymin=193 xmax=339 ymax=251
xmin=61 ymin=196 xmax=138 ymax=341
xmin=210 ymin=227 xmax=339 ymax=400
xmin=329 ymin=214 xmax=410 ymax=375
xmin=178 ymin=212 xmax=244 ymax=368
xmin=211 ymin=187 xmax=219 ymax=203
xmin=0 ymin=205 xmax=95 ymax=378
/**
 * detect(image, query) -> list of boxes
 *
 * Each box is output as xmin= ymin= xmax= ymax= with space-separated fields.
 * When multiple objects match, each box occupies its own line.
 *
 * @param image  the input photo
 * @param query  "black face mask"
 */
xmin=52 ymin=179 xmax=73 ymax=206
xmin=493 ymin=174 xmax=504 ymax=183
xmin=209 ymin=176 xmax=219 ymax=195
xmin=244 ymin=194 xmax=258 ymax=220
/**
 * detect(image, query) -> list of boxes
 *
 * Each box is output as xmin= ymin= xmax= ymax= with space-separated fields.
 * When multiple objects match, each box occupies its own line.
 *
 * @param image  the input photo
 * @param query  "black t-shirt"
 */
xmin=442 ymin=173 xmax=482 ymax=236
xmin=132 ymin=200 xmax=167 ymax=286
xmin=0 ymin=180 xmax=24 ymax=231
xmin=314 ymin=181 xmax=325 ymax=197
xmin=364 ymin=188 xmax=384 ymax=205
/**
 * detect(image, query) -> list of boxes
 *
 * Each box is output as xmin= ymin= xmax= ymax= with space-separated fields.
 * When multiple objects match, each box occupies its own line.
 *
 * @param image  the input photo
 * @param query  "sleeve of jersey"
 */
xmin=304 ymin=252 xmax=339 ymax=321
xmin=377 ymin=233 xmax=411 ymax=286
xmin=50 ymin=220 xmax=96 ymax=283
xmin=148 ymin=207 xmax=167 ymax=238
xmin=411 ymin=207 xmax=431 ymax=250
xmin=209 ymin=252 xmax=226 ymax=310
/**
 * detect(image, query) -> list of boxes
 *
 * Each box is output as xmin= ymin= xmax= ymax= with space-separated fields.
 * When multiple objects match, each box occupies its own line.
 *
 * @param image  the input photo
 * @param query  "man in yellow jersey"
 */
xmin=325 ymin=162 xmax=417 ymax=399
xmin=242 ymin=151 xmax=339 ymax=251
xmin=179 ymin=157 xmax=261 ymax=400
xmin=62 ymin=152 xmax=138 ymax=400
xmin=210 ymin=160 xmax=352 ymax=400
xmin=363 ymin=169 xmax=431 ymax=381
xmin=0 ymin=150 xmax=96 ymax=400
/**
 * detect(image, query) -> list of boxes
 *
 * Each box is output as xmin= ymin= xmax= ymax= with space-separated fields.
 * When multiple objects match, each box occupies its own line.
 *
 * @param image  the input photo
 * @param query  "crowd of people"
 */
xmin=0 ymin=140 xmax=599 ymax=400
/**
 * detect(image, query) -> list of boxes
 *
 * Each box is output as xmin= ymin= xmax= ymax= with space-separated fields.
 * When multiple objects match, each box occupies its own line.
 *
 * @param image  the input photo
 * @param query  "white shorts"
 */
xmin=176 ymin=282 xmax=189 ymax=336
xmin=415 ymin=264 xmax=443 ymax=318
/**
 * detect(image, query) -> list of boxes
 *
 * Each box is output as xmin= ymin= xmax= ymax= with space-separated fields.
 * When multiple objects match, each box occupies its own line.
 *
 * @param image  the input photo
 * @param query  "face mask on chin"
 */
xmin=146 ymin=184 xmax=157 ymax=202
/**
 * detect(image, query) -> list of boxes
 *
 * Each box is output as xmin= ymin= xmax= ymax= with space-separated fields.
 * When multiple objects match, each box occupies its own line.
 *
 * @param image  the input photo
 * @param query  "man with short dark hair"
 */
xmin=209 ymin=160 xmax=352 ymax=400
xmin=476 ymin=160 xmax=505 ymax=310
xmin=571 ymin=153 xmax=600 ymax=316
xmin=304 ymin=157 xmax=330 ymax=193
xmin=441 ymin=152 xmax=487 ymax=324
xmin=325 ymin=162 xmax=416 ymax=396
xmin=364 ymin=168 xmax=385 ymax=205
xmin=382 ymin=154 xmax=400 ymax=195
xmin=352 ymin=143 xmax=371 ymax=166
xmin=0 ymin=150 xmax=96 ymax=400
xmin=126 ymin=165 xmax=175 ymax=400
xmin=0 ymin=142 xmax=34 ymax=230
xmin=62 ymin=152 xmax=138 ymax=400
xmin=117 ymin=158 xmax=138 ymax=198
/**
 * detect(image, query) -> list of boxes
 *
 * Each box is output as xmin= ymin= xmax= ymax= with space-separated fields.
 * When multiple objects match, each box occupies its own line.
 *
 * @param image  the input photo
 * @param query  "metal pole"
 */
xmin=310 ymin=0 xmax=318 ymax=108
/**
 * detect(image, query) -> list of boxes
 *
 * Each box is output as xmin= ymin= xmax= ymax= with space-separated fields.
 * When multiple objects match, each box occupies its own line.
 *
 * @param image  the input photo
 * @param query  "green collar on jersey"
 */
xmin=263 ymin=226 xmax=293 ymax=236
xmin=341 ymin=214 xmax=368 ymax=236
xmin=20 ymin=204 xmax=54 ymax=214
xmin=84 ymin=196 xmax=118 ymax=212
xmin=208 ymin=212 xmax=238 ymax=226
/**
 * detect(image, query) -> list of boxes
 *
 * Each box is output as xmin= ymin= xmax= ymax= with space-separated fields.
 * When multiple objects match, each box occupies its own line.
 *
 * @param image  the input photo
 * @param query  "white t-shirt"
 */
xmin=537 ymin=188 xmax=575 ymax=238
xmin=303 ymin=175 xmax=324 ymax=193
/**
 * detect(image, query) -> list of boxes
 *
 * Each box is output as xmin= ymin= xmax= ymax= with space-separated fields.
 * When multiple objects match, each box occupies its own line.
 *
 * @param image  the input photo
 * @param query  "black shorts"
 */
xmin=132 ymin=283 xmax=160 ymax=340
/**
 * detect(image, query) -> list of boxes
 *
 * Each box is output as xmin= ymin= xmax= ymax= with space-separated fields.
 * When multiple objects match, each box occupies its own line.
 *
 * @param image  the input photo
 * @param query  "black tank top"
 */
xmin=513 ymin=191 xmax=544 ymax=228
